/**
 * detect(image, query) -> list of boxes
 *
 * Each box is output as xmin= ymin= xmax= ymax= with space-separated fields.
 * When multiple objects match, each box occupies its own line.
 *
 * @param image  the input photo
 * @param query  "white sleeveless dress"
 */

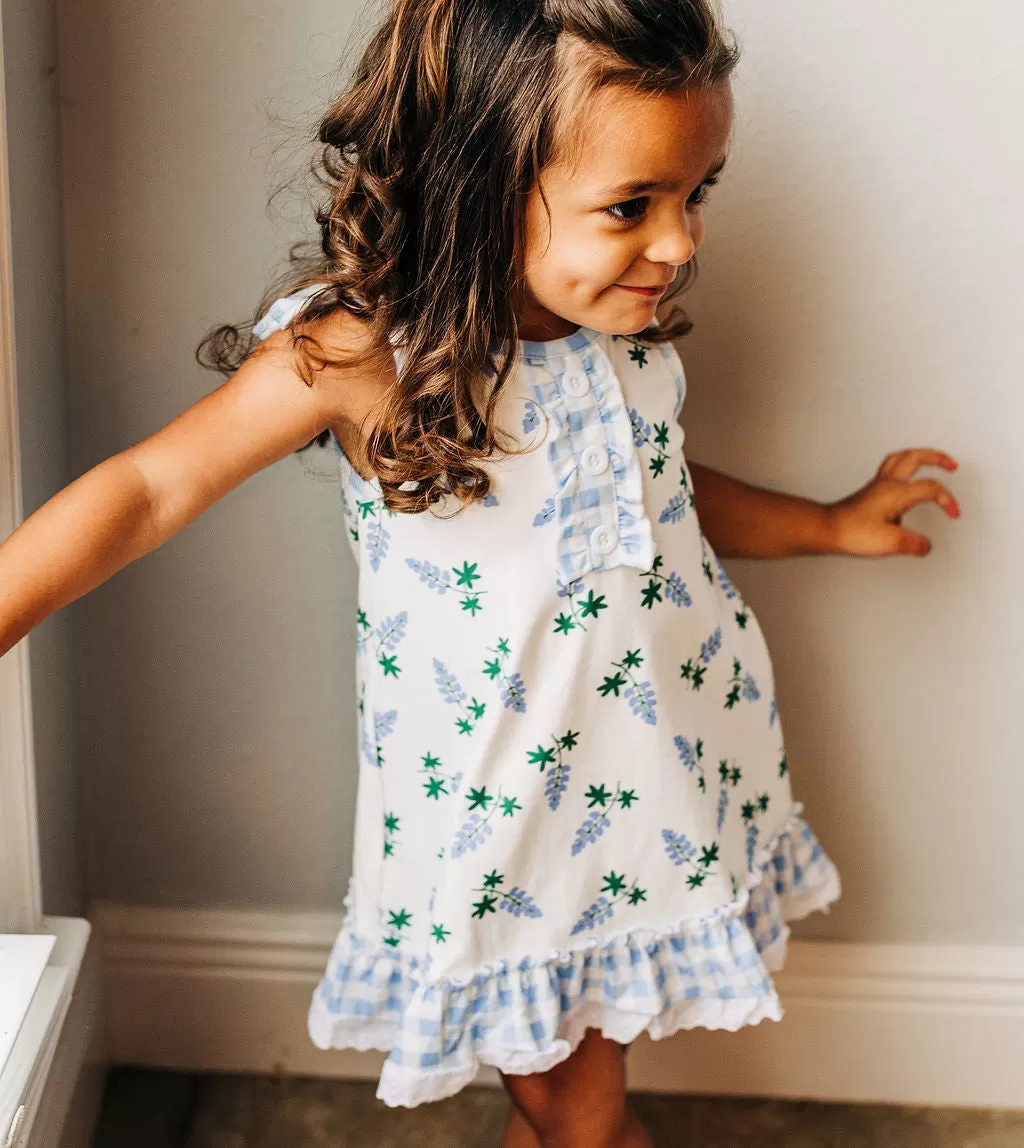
xmin=253 ymin=285 xmax=841 ymax=1108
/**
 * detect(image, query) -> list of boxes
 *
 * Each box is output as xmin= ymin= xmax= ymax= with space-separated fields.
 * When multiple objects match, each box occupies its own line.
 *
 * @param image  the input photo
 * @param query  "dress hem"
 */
xmin=307 ymin=803 xmax=841 ymax=1108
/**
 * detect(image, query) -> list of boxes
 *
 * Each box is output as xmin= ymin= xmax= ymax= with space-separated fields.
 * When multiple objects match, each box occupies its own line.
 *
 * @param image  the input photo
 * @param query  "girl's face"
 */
xmin=520 ymin=80 xmax=733 ymax=341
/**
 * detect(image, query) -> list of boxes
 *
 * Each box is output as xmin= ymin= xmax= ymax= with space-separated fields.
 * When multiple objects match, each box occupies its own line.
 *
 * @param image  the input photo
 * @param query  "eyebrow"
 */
xmin=596 ymin=155 xmax=728 ymax=200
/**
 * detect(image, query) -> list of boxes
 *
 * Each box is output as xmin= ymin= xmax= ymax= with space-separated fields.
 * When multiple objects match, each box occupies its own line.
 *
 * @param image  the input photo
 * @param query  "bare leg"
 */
xmin=499 ymin=1027 xmax=652 ymax=1148
xmin=501 ymin=1102 xmax=541 ymax=1148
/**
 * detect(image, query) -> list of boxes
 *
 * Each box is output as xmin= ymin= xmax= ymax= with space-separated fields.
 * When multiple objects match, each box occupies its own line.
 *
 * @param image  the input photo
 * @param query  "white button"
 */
xmin=561 ymin=369 xmax=590 ymax=398
xmin=581 ymin=445 xmax=609 ymax=476
xmin=590 ymin=523 xmax=619 ymax=556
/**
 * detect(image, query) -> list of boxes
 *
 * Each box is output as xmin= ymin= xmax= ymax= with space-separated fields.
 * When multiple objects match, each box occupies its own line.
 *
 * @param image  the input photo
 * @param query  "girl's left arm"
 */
xmin=687 ymin=449 xmax=961 ymax=559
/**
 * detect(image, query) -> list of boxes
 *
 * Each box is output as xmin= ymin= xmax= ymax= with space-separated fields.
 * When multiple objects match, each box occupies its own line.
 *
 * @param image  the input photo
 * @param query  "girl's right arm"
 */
xmin=0 ymin=310 xmax=392 ymax=658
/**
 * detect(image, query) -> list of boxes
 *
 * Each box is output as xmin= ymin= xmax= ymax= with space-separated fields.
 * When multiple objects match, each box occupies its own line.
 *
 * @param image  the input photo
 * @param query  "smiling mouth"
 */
xmin=616 ymin=283 xmax=668 ymax=297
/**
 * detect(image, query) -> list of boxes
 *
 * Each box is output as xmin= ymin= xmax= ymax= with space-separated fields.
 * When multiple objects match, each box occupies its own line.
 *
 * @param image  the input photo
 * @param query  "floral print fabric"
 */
xmin=251 ymin=292 xmax=841 ymax=1107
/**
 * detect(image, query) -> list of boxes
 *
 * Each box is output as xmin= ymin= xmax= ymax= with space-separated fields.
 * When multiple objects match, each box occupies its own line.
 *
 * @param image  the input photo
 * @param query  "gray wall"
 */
xmin=4 ymin=0 xmax=82 ymax=917
xmin=57 ymin=0 xmax=1022 ymax=944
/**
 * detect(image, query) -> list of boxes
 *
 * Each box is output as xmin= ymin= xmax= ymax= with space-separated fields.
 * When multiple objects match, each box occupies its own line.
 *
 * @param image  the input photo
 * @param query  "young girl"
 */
xmin=0 ymin=0 xmax=960 ymax=1143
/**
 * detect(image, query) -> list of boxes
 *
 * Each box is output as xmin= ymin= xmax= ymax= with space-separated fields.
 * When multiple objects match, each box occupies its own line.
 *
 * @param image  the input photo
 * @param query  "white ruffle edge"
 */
xmin=307 ymin=803 xmax=840 ymax=1108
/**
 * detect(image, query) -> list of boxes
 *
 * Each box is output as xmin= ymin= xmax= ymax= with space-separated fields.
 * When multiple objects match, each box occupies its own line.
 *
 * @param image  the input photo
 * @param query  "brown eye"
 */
xmin=688 ymin=176 xmax=719 ymax=208
xmin=604 ymin=197 xmax=648 ymax=224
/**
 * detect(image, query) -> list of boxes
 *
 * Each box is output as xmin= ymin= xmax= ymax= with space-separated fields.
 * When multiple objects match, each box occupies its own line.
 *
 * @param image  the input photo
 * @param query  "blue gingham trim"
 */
xmin=251 ymin=283 xmax=328 ymax=341
xmin=307 ymin=808 xmax=840 ymax=1108
xmin=523 ymin=331 xmax=656 ymax=586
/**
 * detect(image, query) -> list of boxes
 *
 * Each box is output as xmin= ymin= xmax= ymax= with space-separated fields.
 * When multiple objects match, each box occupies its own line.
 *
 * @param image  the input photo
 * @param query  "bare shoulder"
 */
xmin=249 ymin=305 xmax=396 ymax=478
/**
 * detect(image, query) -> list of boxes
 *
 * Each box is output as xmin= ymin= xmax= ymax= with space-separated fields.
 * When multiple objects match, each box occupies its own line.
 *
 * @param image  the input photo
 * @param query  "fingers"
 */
xmin=878 ymin=476 xmax=960 ymax=519
xmin=876 ymin=448 xmax=959 ymax=481
xmin=892 ymin=526 xmax=932 ymax=557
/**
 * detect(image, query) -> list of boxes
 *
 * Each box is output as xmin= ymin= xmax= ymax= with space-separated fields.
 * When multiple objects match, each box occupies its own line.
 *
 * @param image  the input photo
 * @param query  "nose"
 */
xmin=645 ymin=212 xmax=697 ymax=267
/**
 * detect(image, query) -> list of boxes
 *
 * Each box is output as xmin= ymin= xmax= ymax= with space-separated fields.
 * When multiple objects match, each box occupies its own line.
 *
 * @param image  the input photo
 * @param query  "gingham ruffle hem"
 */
xmin=307 ymin=802 xmax=841 ymax=1108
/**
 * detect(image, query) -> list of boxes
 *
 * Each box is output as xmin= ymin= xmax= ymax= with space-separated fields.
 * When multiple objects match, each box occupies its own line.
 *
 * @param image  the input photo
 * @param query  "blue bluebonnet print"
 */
xmin=450 ymin=812 xmax=493 ymax=857
xmin=627 ymin=407 xmax=670 ymax=477
xmin=570 ymin=783 xmax=638 ymax=855
xmin=638 ymin=555 xmax=691 ymax=611
xmin=661 ymin=830 xmax=720 ymax=890
xmin=680 ymin=626 xmax=722 ymax=691
xmin=570 ymin=871 xmax=647 ymax=936
xmin=553 ymin=579 xmax=608 ymax=636
xmin=769 ymin=696 xmax=777 ymax=726
xmin=674 ymin=734 xmax=706 ymax=793
xmin=433 ymin=658 xmax=487 ymax=734
xmin=361 ymin=708 xmax=397 ymax=768
xmin=450 ymin=785 xmax=522 ymax=859
xmin=406 ymin=559 xmax=451 ymax=593
xmin=406 ymin=557 xmax=487 ymax=616
xmin=712 ymin=552 xmax=750 ymax=628
xmin=522 ymin=400 xmax=541 ymax=434
xmin=725 ymin=656 xmax=760 ymax=710
xmin=366 ymin=520 xmax=389 ymax=572
xmin=450 ymin=780 xmax=518 ymax=863
xmin=352 ymin=494 xmax=394 ymax=567
xmin=716 ymin=759 xmax=743 ymax=832
xmin=528 ymin=729 xmax=579 ymax=810
xmin=658 ymin=491 xmax=688 ymax=525
xmin=533 ymin=497 xmax=555 ymax=527
xmin=596 ymin=649 xmax=657 ymax=725
xmin=339 ymin=481 xmax=360 ymax=543
xmin=482 ymin=493 xmax=500 ymax=507
xmin=419 ymin=751 xmax=463 ymax=800
xmin=658 ymin=463 xmax=696 ymax=524
xmin=741 ymin=792 xmax=771 ymax=871
xmin=471 ymin=869 xmax=542 ymax=920
xmin=357 ymin=610 xmax=408 ymax=679
xmin=482 ymin=638 xmax=528 ymax=712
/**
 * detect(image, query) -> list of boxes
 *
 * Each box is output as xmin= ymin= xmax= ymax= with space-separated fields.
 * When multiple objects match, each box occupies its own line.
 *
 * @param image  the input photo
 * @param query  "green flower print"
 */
xmin=571 ymin=784 xmax=639 ymax=855
xmin=383 ymin=811 xmax=400 ymax=858
xmin=716 ymin=759 xmax=742 ymax=831
xmin=382 ymin=906 xmax=412 ymax=949
xmin=406 ymin=556 xmax=487 ymax=616
xmin=662 ymin=831 xmax=720 ymax=890
xmin=553 ymin=579 xmax=608 ymax=636
xmin=450 ymin=785 xmax=521 ymax=859
xmin=628 ymin=407 xmax=670 ymax=477
xmin=710 ymin=551 xmax=750 ymax=629
xmin=433 ymin=658 xmax=487 ymax=734
xmin=659 ymin=463 xmax=696 ymax=525
xmin=597 ymin=649 xmax=656 ymax=725
xmin=419 ymin=751 xmax=464 ymax=799
xmin=612 ymin=333 xmax=651 ymax=368
xmin=357 ymin=609 xmax=408 ymax=679
xmin=680 ymin=627 xmax=722 ymax=692
xmin=570 ymin=871 xmax=648 ymax=935
xmin=482 ymin=638 xmax=528 ymax=712
xmin=471 ymin=870 xmax=542 ymax=919
xmin=639 ymin=555 xmax=691 ymax=610
xmin=741 ymin=792 xmax=772 ymax=871
xmin=724 ymin=656 xmax=761 ymax=710
xmin=528 ymin=729 xmax=579 ymax=810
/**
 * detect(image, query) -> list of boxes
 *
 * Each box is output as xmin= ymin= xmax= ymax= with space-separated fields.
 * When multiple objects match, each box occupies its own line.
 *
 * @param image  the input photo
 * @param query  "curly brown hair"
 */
xmin=196 ymin=0 xmax=740 ymax=514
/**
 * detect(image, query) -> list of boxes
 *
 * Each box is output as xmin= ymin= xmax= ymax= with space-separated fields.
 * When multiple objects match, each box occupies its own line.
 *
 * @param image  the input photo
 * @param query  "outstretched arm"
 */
xmin=0 ymin=307 xmax=393 ymax=657
xmin=688 ymin=449 xmax=961 ymax=560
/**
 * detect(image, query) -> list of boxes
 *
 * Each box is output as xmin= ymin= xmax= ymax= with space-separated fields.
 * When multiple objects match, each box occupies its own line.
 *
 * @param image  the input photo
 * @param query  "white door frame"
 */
xmin=0 ymin=2 xmax=43 ymax=935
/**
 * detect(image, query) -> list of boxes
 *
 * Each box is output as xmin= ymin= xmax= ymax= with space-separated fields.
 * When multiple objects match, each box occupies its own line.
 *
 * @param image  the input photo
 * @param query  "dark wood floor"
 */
xmin=91 ymin=1068 xmax=1024 ymax=1148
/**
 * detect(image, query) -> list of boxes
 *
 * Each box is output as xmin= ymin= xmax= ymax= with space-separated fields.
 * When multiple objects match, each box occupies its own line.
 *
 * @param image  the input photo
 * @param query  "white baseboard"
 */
xmin=92 ymin=902 xmax=1024 ymax=1110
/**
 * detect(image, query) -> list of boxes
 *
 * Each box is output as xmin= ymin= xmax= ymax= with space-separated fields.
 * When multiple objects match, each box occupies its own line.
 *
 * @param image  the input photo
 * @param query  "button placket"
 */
xmin=533 ymin=337 xmax=655 ymax=584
